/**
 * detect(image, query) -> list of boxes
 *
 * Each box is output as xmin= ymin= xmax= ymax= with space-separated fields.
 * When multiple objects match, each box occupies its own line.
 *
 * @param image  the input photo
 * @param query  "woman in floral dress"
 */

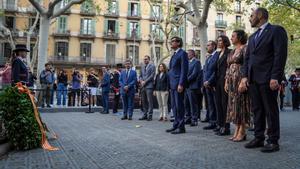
xmin=225 ymin=30 xmax=250 ymax=142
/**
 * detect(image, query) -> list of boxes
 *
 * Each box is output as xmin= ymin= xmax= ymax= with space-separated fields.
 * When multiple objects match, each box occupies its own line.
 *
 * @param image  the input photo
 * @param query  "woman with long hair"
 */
xmin=225 ymin=30 xmax=250 ymax=142
xmin=154 ymin=63 xmax=169 ymax=121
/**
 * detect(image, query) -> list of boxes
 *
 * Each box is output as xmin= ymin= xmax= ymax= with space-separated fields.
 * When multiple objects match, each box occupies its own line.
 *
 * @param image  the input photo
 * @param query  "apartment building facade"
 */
xmin=1 ymin=0 xmax=262 ymax=76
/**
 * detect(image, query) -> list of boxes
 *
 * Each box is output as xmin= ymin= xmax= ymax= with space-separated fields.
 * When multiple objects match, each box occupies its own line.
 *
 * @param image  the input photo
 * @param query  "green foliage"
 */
xmin=263 ymin=1 xmax=300 ymax=72
xmin=0 ymin=87 xmax=41 ymax=150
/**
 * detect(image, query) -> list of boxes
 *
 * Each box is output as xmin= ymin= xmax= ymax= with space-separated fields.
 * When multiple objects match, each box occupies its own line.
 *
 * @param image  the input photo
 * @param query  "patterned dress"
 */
xmin=225 ymin=46 xmax=250 ymax=125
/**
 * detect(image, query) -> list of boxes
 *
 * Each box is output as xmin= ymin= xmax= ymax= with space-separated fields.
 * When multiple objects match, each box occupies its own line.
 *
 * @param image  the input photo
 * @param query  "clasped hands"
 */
xmin=237 ymin=78 xmax=279 ymax=93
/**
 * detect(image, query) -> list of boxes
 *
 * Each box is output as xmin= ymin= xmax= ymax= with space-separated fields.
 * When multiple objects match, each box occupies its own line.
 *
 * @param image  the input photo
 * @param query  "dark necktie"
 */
xmin=254 ymin=28 xmax=262 ymax=44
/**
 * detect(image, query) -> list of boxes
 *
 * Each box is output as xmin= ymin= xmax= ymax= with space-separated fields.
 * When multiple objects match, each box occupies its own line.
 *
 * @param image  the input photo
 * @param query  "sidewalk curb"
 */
xmin=0 ymin=142 xmax=12 ymax=157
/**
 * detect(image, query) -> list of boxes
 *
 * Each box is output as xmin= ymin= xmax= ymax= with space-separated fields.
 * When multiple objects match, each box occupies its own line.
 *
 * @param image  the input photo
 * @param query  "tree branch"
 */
xmin=200 ymin=0 xmax=213 ymax=24
xmin=0 ymin=24 xmax=15 ymax=49
xmin=48 ymin=0 xmax=63 ymax=17
xmin=285 ymin=0 xmax=300 ymax=12
xmin=52 ymin=0 xmax=86 ymax=18
xmin=28 ymin=0 xmax=47 ymax=14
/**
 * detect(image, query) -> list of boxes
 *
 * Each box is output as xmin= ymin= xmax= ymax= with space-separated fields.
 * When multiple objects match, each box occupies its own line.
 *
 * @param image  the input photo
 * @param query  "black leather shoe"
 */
xmin=245 ymin=138 xmax=264 ymax=149
xmin=139 ymin=115 xmax=148 ymax=120
xmin=121 ymin=116 xmax=128 ymax=120
xmin=100 ymin=111 xmax=109 ymax=114
xmin=203 ymin=124 xmax=217 ymax=130
xmin=185 ymin=120 xmax=192 ymax=125
xmin=147 ymin=115 xmax=152 ymax=121
xmin=213 ymin=127 xmax=221 ymax=132
xmin=171 ymin=128 xmax=186 ymax=134
xmin=261 ymin=143 xmax=280 ymax=153
xmin=170 ymin=118 xmax=175 ymax=122
xmin=190 ymin=122 xmax=198 ymax=127
xmin=166 ymin=128 xmax=176 ymax=133
xmin=128 ymin=117 xmax=132 ymax=120
xmin=216 ymin=128 xmax=231 ymax=136
xmin=201 ymin=118 xmax=209 ymax=123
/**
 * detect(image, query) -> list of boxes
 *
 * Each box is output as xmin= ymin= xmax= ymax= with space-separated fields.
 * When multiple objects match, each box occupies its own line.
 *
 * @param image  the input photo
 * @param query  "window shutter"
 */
xmin=115 ymin=21 xmax=119 ymax=34
xmin=137 ymin=3 xmax=141 ymax=16
xmin=80 ymin=19 xmax=83 ymax=34
xmin=116 ymin=1 xmax=119 ymax=15
xmin=104 ymin=19 xmax=108 ymax=35
xmin=137 ymin=22 xmax=141 ymax=38
xmin=127 ymin=21 xmax=130 ymax=37
xmin=128 ymin=2 xmax=131 ymax=16
xmin=57 ymin=17 xmax=61 ymax=33
xmin=91 ymin=19 xmax=96 ymax=35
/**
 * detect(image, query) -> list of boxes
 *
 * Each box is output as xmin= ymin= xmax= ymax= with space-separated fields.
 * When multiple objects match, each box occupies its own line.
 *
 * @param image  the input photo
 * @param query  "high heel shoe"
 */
xmin=229 ymin=136 xmax=236 ymax=141
xmin=233 ymin=135 xmax=247 ymax=142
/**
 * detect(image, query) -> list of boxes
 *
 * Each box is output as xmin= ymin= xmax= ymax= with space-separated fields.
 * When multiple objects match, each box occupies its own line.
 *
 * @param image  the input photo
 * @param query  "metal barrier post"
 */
xmin=85 ymin=89 xmax=94 ymax=113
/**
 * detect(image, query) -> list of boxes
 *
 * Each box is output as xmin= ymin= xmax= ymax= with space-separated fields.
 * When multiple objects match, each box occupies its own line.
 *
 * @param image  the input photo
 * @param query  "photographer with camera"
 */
xmin=71 ymin=69 xmax=82 ymax=107
xmin=40 ymin=63 xmax=55 ymax=108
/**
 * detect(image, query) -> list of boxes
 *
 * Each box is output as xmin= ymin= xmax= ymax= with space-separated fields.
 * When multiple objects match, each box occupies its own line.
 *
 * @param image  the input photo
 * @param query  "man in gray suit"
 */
xmin=139 ymin=55 xmax=156 ymax=121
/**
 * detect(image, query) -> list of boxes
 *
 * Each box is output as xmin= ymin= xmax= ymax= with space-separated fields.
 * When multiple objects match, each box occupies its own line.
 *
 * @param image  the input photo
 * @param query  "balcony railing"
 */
xmin=79 ymin=30 xmax=96 ymax=38
xmin=104 ymin=10 xmax=119 ymax=17
xmin=80 ymin=56 xmax=91 ymax=62
xmin=103 ymin=32 xmax=119 ymax=40
xmin=80 ymin=8 xmax=96 ymax=16
xmin=215 ymin=20 xmax=227 ymax=28
xmin=234 ymin=8 xmax=243 ymax=13
xmin=234 ymin=22 xmax=246 ymax=29
xmin=53 ymin=29 xmax=70 ymax=37
xmin=4 ymin=3 xmax=17 ymax=11
xmin=126 ymin=33 xmax=141 ymax=41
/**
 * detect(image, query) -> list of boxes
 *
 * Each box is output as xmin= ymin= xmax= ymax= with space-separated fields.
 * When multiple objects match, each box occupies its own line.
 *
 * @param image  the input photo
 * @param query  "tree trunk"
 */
xmin=37 ymin=16 xmax=50 ymax=78
xmin=198 ymin=24 xmax=208 ymax=64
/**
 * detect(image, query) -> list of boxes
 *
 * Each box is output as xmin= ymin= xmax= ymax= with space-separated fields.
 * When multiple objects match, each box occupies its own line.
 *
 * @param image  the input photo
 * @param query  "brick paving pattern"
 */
xmin=0 ymin=108 xmax=299 ymax=169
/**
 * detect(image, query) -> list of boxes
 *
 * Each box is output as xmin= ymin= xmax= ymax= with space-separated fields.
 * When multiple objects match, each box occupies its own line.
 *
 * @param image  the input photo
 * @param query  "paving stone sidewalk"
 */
xmin=0 ymin=108 xmax=299 ymax=169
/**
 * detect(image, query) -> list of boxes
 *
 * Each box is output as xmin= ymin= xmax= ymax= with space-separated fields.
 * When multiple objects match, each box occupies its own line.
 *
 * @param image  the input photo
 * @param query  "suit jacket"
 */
xmin=119 ymin=69 xmax=137 ymax=95
xmin=12 ymin=57 xmax=28 ymax=84
xmin=241 ymin=23 xmax=288 ymax=84
xmin=187 ymin=58 xmax=201 ymax=89
xmin=101 ymin=72 xmax=111 ymax=93
xmin=203 ymin=51 xmax=219 ymax=87
xmin=168 ymin=48 xmax=189 ymax=90
xmin=154 ymin=72 xmax=169 ymax=91
xmin=140 ymin=63 xmax=155 ymax=89
xmin=216 ymin=48 xmax=231 ymax=85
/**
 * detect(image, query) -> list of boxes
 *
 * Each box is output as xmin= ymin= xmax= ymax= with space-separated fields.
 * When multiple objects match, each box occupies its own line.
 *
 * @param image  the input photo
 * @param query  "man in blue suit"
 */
xmin=203 ymin=40 xmax=219 ymax=130
xmin=100 ymin=66 xmax=111 ymax=114
xmin=184 ymin=49 xmax=201 ymax=126
xmin=119 ymin=59 xmax=137 ymax=120
xmin=240 ymin=8 xmax=288 ymax=153
xmin=166 ymin=37 xmax=189 ymax=134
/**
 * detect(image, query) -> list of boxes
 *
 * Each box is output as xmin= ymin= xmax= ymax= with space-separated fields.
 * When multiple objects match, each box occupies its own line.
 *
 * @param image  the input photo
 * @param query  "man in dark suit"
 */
xmin=139 ymin=55 xmax=156 ymax=121
xmin=203 ymin=41 xmax=219 ymax=130
xmin=240 ymin=8 xmax=288 ymax=153
xmin=166 ymin=36 xmax=189 ymax=134
xmin=184 ymin=49 xmax=201 ymax=126
xmin=111 ymin=67 xmax=121 ymax=113
xmin=119 ymin=59 xmax=137 ymax=120
xmin=289 ymin=68 xmax=300 ymax=111
xmin=11 ymin=44 xmax=30 ymax=85
xmin=100 ymin=66 xmax=111 ymax=114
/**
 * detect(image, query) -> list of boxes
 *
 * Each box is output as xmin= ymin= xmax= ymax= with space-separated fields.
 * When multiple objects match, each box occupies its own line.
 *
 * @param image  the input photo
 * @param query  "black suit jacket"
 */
xmin=241 ymin=23 xmax=288 ymax=84
xmin=216 ymin=48 xmax=231 ymax=85
xmin=12 ymin=58 xmax=28 ymax=84
xmin=154 ymin=73 xmax=169 ymax=91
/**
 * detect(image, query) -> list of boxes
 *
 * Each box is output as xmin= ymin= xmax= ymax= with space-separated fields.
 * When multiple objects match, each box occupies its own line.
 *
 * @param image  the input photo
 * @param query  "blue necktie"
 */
xmin=254 ymin=28 xmax=262 ymax=45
